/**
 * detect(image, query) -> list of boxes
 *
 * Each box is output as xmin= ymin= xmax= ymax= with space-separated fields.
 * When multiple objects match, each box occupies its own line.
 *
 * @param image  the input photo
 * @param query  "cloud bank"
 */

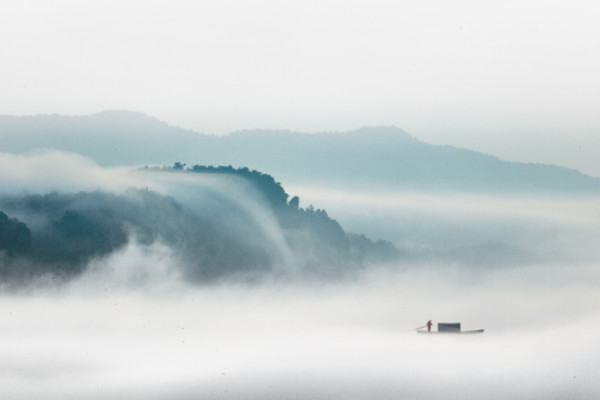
xmin=1 ymin=265 xmax=599 ymax=399
xmin=1 ymin=151 xmax=599 ymax=399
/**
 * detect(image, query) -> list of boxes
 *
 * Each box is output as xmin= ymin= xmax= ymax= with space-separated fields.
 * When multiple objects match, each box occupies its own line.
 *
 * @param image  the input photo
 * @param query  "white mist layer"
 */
xmin=1 ymin=265 xmax=599 ymax=399
xmin=288 ymin=185 xmax=600 ymax=264
xmin=0 ymin=151 xmax=144 ymax=195
xmin=1 ymin=152 xmax=599 ymax=398
xmin=71 ymin=238 xmax=183 ymax=294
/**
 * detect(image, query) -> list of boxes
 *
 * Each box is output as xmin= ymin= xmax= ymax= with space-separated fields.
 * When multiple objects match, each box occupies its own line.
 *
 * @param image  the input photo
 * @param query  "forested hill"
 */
xmin=0 ymin=165 xmax=398 ymax=287
xmin=1 ymin=111 xmax=599 ymax=194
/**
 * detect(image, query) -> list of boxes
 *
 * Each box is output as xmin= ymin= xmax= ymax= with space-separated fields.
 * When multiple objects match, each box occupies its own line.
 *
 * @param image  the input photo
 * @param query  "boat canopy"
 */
xmin=438 ymin=322 xmax=461 ymax=332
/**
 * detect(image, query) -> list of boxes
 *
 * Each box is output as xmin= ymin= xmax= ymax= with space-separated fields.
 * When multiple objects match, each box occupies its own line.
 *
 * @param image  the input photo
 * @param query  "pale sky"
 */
xmin=1 ymin=0 xmax=599 ymax=176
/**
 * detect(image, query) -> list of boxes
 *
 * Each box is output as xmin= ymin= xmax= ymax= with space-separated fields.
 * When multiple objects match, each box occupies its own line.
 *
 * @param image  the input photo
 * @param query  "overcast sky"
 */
xmin=1 ymin=0 xmax=599 ymax=175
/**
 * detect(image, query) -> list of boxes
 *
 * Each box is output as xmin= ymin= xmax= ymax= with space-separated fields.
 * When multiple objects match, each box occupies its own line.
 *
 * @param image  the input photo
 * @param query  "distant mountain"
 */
xmin=2 ymin=110 xmax=599 ymax=193
xmin=0 ymin=110 xmax=210 ymax=166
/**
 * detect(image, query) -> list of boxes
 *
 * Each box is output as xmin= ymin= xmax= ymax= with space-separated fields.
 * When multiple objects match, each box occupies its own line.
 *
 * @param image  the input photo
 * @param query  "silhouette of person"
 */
xmin=426 ymin=320 xmax=433 ymax=332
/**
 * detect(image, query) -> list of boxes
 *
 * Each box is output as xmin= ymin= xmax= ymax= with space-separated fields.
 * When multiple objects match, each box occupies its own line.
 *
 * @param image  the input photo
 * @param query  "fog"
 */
xmin=0 ymin=151 xmax=141 ymax=195
xmin=2 ymin=265 xmax=599 ymax=399
xmin=289 ymin=185 xmax=600 ymax=266
xmin=1 ymin=153 xmax=600 ymax=398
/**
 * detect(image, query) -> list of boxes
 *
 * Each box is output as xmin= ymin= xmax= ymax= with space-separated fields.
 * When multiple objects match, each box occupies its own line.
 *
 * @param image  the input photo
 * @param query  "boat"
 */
xmin=416 ymin=322 xmax=484 ymax=334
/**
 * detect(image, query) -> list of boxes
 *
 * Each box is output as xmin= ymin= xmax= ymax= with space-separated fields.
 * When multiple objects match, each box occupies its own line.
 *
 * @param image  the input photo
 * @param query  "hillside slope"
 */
xmin=0 ymin=165 xmax=397 ymax=287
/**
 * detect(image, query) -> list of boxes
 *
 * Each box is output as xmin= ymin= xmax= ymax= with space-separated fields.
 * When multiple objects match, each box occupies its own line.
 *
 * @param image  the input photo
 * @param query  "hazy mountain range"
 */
xmin=1 ymin=110 xmax=598 ymax=286
xmin=2 ymin=110 xmax=599 ymax=193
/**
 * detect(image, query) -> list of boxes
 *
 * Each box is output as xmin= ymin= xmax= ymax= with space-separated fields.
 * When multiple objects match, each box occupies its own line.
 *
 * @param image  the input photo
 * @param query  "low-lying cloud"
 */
xmin=0 ymin=151 xmax=145 ymax=195
xmin=1 ymin=264 xmax=599 ymax=399
xmin=1 ymin=151 xmax=599 ymax=398
xmin=289 ymin=184 xmax=600 ymax=267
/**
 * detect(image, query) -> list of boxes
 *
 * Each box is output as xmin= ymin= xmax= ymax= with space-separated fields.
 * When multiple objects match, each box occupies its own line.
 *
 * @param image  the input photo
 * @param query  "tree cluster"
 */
xmin=0 ymin=165 xmax=399 ymax=286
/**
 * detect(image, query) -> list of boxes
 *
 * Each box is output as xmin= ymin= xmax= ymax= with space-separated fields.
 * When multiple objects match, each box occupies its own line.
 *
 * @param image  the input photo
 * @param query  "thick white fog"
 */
xmin=2 ymin=265 xmax=599 ymax=399
xmin=1 ymin=152 xmax=599 ymax=398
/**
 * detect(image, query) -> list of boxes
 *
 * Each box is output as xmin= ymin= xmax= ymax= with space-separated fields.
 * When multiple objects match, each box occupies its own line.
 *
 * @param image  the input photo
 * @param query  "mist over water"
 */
xmin=2 ymin=264 xmax=599 ymax=399
xmin=288 ymin=185 xmax=600 ymax=267
xmin=1 ymin=152 xmax=599 ymax=398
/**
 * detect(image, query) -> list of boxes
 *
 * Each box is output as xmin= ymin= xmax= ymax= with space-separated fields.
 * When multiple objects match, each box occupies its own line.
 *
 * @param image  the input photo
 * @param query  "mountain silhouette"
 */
xmin=1 ymin=110 xmax=599 ymax=193
xmin=0 ymin=165 xmax=398 ymax=286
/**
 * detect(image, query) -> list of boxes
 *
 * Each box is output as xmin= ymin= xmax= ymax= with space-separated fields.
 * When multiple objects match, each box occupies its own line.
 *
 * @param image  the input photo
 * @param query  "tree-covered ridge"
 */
xmin=0 ymin=166 xmax=398 ymax=287
xmin=155 ymin=164 xmax=389 ymax=273
xmin=187 ymin=164 xmax=291 ymax=208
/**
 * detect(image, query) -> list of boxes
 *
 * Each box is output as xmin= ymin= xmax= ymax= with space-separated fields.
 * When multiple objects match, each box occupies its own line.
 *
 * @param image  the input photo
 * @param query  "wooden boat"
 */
xmin=417 ymin=329 xmax=484 ymax=334
xmin=417 ymin=322 xmax=484 ymax=334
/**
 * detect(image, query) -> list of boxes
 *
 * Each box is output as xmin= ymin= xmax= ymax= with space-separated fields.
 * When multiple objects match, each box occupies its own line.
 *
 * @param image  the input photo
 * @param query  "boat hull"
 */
xmin=417 ymin=329 xmax=484 ymax=334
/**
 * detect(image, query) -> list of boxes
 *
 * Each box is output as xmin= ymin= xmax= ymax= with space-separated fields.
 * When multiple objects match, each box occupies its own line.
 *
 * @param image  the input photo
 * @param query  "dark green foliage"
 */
xmin=189 ymin=164 xmax=289 ymax=208
xmin=0 ymin=211 xmax=32 ymax=256
xmin=0 ymin=166 xmax=399 ymax=285
xmin=51 ymin=209 xmax=128 ymax=264
xmin=0 ymin=190 xmax=191 ymax=279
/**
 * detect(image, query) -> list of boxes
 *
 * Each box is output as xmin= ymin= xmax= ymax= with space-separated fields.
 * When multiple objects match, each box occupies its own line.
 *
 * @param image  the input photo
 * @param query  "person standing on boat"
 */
xmin=426 ymin=320 xmax=433 ymax=332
